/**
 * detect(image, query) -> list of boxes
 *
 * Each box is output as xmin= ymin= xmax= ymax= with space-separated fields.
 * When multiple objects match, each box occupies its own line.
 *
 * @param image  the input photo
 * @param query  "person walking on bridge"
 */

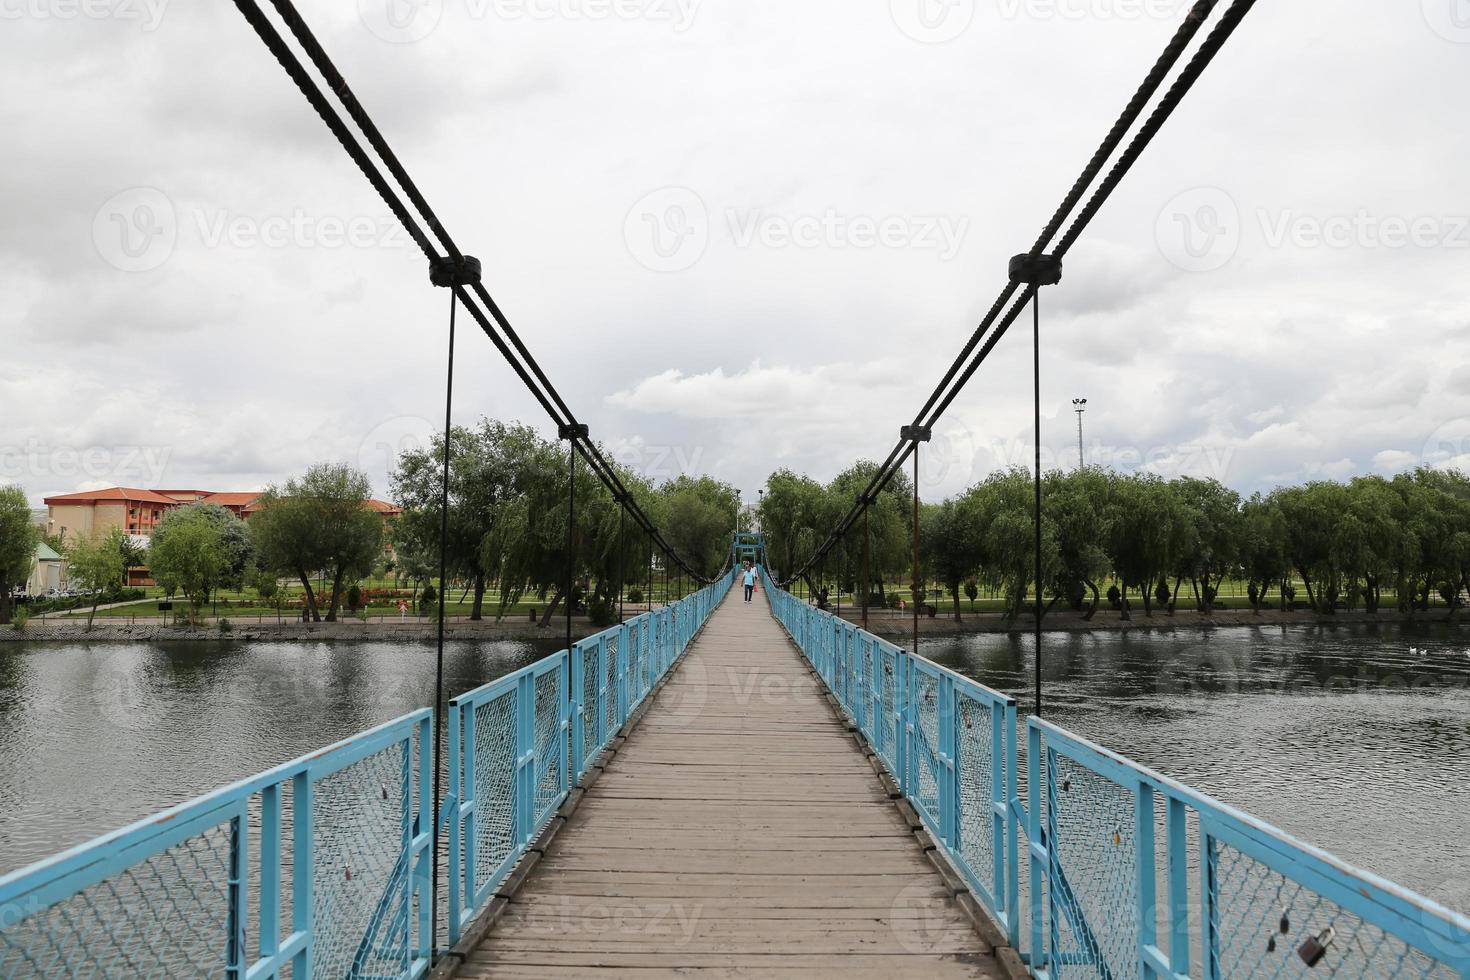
xmin=742 ymin=564 xmax=756 ymax=603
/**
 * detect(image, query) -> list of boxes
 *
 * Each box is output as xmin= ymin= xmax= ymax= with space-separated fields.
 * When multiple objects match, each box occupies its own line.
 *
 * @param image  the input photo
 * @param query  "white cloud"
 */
xmin=2 ymin=0 xmax=1468 ymax=508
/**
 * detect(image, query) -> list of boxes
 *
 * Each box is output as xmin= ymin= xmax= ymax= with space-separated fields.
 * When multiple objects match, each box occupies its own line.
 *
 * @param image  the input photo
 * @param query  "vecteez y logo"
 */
xmin=624 ymin=187 xmax=709 ymax=272
xmin=890 ymin=0 xmax=974 ymax=43
xmin=92 ymin=187 xmax=177 ymax=272
xmin=1422 ymin=0 xmax=1470 ymax=41
xmin=359 ymin=0 xmax=442 ymax=43
xmin=1155 ymin=187 xmax=1240 ymax=273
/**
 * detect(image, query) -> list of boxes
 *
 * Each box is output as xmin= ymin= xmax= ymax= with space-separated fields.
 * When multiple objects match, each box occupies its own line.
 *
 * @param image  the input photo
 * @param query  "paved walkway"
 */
xmin=460 ymin=587 xmax=1001 ymax=977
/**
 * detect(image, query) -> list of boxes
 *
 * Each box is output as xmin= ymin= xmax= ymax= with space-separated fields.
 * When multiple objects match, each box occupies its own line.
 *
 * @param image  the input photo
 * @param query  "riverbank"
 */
xmin=844 ymin=605 xmax=1470 ymax=639
xmin=0 ymin=614 xmax=624 ymax=644
xmin=9 ymin=603 xmax=1468 ymax=642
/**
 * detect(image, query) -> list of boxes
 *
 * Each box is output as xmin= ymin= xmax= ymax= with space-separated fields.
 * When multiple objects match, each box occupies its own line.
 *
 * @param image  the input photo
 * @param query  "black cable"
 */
xmin=231 ymin=0 xmax=709 ymax=585
xmin=430 ymin=289 xmax=456 ymax=957
xmin=1032 ymin=290 xmax=1043 ymax=719
xmin=784 ymin=0 xmax=1258 ymax=586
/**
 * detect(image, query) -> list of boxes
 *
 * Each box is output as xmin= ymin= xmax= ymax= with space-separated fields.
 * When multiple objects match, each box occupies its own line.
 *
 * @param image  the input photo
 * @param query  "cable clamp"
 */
xmin=1007 ymin=253 xmax=1063 ymax=286
xmin=429 ymin=255 xmax=483 ymax=287
xmin=900 ymin=425 xmax=933 ymax=443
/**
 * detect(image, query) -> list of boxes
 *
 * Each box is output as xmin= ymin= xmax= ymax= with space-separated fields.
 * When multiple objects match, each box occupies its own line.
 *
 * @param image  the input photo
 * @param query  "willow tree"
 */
xmin=0 ymin=486 xmax=38 ymax=625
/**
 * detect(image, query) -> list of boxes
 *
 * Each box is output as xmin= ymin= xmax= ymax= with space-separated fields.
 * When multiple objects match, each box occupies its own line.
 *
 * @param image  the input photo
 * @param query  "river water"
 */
xmin=921 ymin=619 xmax=1470 ymax=910
xmin=2 ymin=621 xmax=1468 ymax=911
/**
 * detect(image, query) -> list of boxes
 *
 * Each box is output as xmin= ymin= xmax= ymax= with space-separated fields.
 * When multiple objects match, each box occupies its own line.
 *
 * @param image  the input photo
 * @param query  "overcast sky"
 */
xmin=3 ymin=0 xmax=1468 ymax=508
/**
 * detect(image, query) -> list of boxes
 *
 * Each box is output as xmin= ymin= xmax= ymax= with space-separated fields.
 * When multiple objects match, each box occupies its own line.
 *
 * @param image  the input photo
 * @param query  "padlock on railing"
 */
xmin=1297 ymin=926 xmax=1335 ymax=967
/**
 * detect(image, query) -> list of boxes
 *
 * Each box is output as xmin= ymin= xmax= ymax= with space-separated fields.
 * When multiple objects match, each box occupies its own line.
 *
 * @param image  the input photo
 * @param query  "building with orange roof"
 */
xmin=200 ymin=491 xmax=263 ymax=519
xmin=42 ymin=487 xmax=179 ymax=544
xmin=154 ymin=490 xmax=213 ymax=504
xmin=42 ymin=486 xmax=403 ymax=584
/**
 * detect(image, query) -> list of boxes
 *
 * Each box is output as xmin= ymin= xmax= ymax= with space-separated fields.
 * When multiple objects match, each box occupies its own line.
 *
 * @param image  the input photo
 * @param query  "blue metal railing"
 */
xmin=761 ymin=569 xmax=1470 ymax=979
xmin=0 ymin=709 xmax=434 ymax=979
xmin=762 ymin=568 xmax=1022 ymax=945
xmin=0 ymin=566 xmax=735 ymax=978
xmin=444 ymin=568 xmax=735 ymax=946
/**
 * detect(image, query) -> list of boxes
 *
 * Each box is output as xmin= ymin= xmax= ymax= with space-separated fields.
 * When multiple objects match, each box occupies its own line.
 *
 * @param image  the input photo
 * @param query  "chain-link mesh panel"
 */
xmin=1210 ymin=839 xmax=1461 ymax=979
xmin=577 ymin=641 xmax=600 ymax=768
xmin=878 ymin=648 xmax=900 ymax=776
xmin=0 ymin=821 xmax=236 ymax=978
xmin=956 ymin=692 xmax=998 ymax=906
xmin=533 ymin=668 xmax=564 ymax=825
xmin=912 ymin=668 xmax=941 ymax=824
xmin=1046 ymin=750 xmax=1139 ymax=979
xmin=603 ymin=633 xmax=621 ymax=739
xmin=472 ymin=689 xmax=516 ymax=890
xmin=309 ymin=741 xmax=413 ymax=980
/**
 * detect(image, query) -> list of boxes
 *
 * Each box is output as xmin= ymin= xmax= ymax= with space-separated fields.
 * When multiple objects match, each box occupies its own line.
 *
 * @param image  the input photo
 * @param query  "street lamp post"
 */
xmin=1072 ymin=398 xmax=1088 ymax=469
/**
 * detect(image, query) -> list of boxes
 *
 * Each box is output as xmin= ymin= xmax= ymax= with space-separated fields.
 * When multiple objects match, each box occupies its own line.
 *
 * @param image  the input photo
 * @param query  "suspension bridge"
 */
xmin=2 ymin=550 xmax=1468 ymax=977
xmin=4 ymin=0 xmax=1468 ymax=975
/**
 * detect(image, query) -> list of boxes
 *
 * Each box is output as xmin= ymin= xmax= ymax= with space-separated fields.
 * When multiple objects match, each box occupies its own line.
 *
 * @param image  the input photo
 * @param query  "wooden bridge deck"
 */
xmin=460 ymin=587 xmax=1002 ymax=978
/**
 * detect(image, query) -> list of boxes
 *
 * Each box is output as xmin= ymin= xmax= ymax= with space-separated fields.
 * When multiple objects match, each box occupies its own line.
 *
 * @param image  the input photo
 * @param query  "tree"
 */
xmin=1102 ymin=474 xmax=1180 ymax=618
xmin=0 ymin=486 xmax=39 ymax=626
xmin=658 ymin=476 xmax=740 ymax=581
xmin=958 ymin=469 xmax=1059 ymax=621
xmin=150 ymin=506 xmax=231 ymax=625
xmin=1272 ymin=483 xmax=1349 ymax=613
xmin=67 ymin=527 xmax=128 ymax=629
xmin=1043 ymin=468 xmax=1111 ymax=620
xmin=759 ymin=469 xmax=827 ymax=581
xmin=1169 ymin=477 xmax=1242 ymax=614
xmin=1239 ymin=494 xmax=1289 ymax=613
xmin=251 ymin=464 xmax=383 ymax=622
xmin=394 ymin=421 xmax=535 ymax=621
xmin=921 ymin=500 xmax=981 ymax=620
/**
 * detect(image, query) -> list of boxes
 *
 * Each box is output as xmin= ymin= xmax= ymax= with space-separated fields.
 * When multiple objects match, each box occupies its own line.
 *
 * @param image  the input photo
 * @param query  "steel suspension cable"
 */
xmin=230 ymin=0 xmax=709 ymax=582
xmin=784 ymin=0 xmax=1258 ymax=586
xmin=430 ymin=289 xmax=456 ymax=956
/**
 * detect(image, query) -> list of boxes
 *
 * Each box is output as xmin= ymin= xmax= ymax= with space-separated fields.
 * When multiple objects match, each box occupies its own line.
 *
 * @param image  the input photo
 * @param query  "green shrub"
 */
xmin=10 ymin=607 xmax=28 ymax=631
xmin=420 ymin=584 xmax=437 ymax=613
xmin=627 ymin=587 xmax=644 ymax=605
xmin=588 ymin=595 xmax=618 ymax=628
xmin=347 ymin=584 xmax=362 ymax=611
xmin=218 ymin=618 xmax=232 ymax=634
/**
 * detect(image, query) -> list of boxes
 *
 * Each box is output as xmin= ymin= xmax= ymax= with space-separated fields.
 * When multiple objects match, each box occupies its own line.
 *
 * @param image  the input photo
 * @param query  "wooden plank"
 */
xmin=460 ymin=588 xmax=998 ymax=978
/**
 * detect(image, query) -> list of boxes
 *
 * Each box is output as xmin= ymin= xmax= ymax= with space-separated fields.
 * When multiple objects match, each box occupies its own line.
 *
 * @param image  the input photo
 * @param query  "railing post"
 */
xmin=259 ymin=782 xmax=282 ymax=964
xmin=515 ymin=671 xmax=536 ymax=847
xmin=1135 ymin=782 xmax=1158 ymax=976
xmin=447 ymin=702 xmax=463 ymax=945
xmin=1201 ymin=830 xmax=1222 ymax=980
xmin=1003 ymin=702 xmax=1019 ymax=951
xmin=1027 ymin=723 xmax=1046 ymax=973
xmin=226 ymin=811 xmax=246 ymax=980
xmin=291 ymin=770 xmax=314 ymax=978
xmin=595 ymin=634 xmax=609 ymax=750
xmin=898 ymin=653 xmax=912 ymax=799
xmin=617 ymin=623 xmax=632 ymax=727
xmin=938 ymin=674 xmax=957 ymax=848
xmin=570 ymin=644 xmax=586 ymax=783
xmin=558 ymin=653 xmax=571 ymax=798
xmin=1167 ymin=796 xmax=1191 ymax=976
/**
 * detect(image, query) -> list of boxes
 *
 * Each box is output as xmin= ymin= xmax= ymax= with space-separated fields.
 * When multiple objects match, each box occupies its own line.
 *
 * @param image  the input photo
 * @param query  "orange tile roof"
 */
xmin=201 ymin=492 xmax=262 ymax=508
xmin=367 ymin=499 xmax=403 ymax=515
xmin=44 ymin=487 xmax=177 ymax=506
